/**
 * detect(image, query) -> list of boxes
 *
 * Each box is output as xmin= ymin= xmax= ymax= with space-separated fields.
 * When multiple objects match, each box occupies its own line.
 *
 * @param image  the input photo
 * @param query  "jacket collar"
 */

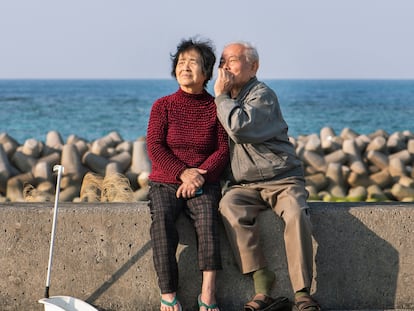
xmin=235 ymin=76 xmax=259 ymax=100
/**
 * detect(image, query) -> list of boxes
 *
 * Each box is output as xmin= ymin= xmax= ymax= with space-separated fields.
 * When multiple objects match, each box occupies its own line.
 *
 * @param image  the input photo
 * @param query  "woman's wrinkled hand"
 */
xmin=176 ymin=168 xmax=207 ymax=198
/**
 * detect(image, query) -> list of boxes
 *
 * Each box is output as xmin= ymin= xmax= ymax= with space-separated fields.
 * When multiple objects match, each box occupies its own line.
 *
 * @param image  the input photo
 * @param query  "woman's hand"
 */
xmin=176 ymin=168 xmax=207 ymax=198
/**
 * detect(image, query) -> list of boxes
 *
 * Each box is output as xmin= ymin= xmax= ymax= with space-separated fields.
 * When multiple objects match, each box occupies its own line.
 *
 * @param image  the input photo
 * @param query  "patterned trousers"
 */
xmin=148 ymin=181 xmax=222 ymax=294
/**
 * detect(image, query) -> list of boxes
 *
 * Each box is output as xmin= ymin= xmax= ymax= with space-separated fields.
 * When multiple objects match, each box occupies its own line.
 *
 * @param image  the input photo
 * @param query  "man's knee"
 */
xmin=218 ymin=190 xmax=234 ymax=213
xmin=283 ymin=204 xmax=310 ymax=225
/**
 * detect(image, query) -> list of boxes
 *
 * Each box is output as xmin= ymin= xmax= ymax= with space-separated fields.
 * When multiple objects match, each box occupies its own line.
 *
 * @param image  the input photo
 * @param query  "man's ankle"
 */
xmin=253 ymin=268 xmax=275 ymax=296
xmin=295 ymin=288 xmax=310 ymax=299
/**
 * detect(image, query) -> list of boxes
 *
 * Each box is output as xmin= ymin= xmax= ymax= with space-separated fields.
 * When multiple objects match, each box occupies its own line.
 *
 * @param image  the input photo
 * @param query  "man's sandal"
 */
xmin=244 ymin=294 xmax=291 ymax=311
xmin=161 ymin=295 xmax=182 ymax=311
xmin=295 ymin=295 xmax=320 ymax=311
xmin=198 ymin=294 xmax=219 ymax=310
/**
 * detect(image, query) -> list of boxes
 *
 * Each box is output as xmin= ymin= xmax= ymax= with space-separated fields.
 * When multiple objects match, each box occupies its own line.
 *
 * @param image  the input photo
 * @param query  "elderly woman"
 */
xmin=146 ymin=37 xmax=229 ymax=311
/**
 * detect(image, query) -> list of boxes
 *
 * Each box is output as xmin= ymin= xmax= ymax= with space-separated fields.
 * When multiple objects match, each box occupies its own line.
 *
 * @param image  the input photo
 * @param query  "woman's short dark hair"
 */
xmin=171 ymin=37 xmax=216 ymax=87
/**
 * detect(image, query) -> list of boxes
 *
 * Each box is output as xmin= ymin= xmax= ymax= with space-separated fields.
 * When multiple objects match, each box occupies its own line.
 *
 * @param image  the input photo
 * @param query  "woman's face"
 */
xmin=175 ymin=49 xmax=206 ymax=94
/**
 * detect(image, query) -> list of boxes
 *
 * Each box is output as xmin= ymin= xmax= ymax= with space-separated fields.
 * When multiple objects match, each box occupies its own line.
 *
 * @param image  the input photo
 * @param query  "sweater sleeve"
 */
xmin=146 ymin=99 xmax=187 ymax=181
xmin=198 ymin=120 xmax=229 ymax=182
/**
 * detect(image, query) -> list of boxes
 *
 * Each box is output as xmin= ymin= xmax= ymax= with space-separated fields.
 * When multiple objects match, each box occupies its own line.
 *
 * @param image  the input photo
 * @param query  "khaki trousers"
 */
xmin=219 ymin=176 xmax=313 ymax=292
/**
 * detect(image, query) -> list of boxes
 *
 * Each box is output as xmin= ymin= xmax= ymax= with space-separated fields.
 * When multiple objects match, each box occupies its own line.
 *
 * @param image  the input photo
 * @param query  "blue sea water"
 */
xmin=1 ymin=79 xmax=413 ymax=144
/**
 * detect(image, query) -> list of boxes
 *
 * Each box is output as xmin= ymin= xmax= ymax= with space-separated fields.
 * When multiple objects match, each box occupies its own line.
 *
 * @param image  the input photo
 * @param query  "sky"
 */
xmin=1 ymin=0 xmax=413 ymax=80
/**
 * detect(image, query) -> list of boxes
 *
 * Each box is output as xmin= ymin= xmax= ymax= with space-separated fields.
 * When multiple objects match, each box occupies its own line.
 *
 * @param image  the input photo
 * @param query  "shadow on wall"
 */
xmin=175 ymin=205 xmax=400 ymax=310
xmin=85 ymin=241 xmax=153 ymax=310
xmin=176 ymin=214 xmax=261 ymax=311
xmin=311 ymin=205 xmax=399 ymax=310
xmin=176 ymin=210 xmax=292 ymax=311
xmin=80 ymin=205 xmax=399 ymax=311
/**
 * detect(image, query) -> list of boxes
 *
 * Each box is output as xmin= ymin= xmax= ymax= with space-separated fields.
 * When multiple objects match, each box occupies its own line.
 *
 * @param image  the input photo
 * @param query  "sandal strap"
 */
xmin=161 ymin=295 xmax=177 ymax=307
xmin=198 ymin=294 xmax=218 ymax=309
xmin=295 ymin=295 xmax=320 ymax=311
xmin=244 ymin=294 xmax=273 ymax=310
xmin=245 ymin=294 xmax=290 ymax=311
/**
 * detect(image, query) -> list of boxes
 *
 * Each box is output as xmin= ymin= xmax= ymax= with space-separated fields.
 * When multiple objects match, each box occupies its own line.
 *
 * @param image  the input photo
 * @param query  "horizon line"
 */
xmin=1 ymin=77 xmax=414 ymax=81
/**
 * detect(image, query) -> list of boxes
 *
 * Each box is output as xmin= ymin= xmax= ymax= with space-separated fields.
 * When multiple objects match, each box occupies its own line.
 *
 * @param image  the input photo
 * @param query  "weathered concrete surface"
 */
xmin=0 ymin=202 xmax=413 ymax=311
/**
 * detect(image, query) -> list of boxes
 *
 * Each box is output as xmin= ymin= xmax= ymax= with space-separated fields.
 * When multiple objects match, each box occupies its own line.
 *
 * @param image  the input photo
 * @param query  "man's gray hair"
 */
xmin=224 ymin=41 xmax=259 ymax=63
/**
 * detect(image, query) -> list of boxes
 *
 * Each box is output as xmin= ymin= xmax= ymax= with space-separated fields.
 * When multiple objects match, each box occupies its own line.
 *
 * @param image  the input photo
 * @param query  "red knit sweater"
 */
xmin=147 ymin=88 xmax=229 ymax=184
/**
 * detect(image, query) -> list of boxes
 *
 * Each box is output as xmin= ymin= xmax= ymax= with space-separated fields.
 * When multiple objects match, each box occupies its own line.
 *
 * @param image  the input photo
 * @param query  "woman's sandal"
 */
xmin=161 ymin=295 xmax=182 ymax=311
xmin=198 ymin=294 xmax=219 ymax=311
xmin=295 ymin=295 xmax=320 ymax=311
xmin=244 ymin=294 xmax=290 ymax=311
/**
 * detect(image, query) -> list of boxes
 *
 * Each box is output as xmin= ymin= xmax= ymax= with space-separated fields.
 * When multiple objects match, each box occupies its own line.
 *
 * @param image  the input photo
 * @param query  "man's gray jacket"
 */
xmin=215 ymin=77 xmax=304 ymax=184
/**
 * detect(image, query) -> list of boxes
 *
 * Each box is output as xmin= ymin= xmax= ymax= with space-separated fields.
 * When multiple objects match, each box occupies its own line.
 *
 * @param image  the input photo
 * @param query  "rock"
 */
xmin=324 ymin=149 xmax=347 ymax=164
xmin=59 ymin=185 xmax=80 ymax=202
xmin=343 ymin=139 xmax=367 ymax=175
xmin=347 ymin=171 xmax=372 ymax=188
xmin=407 ymin=139 xmax=414 ymax=154
xmin=391 ymin=183 xmax=414 ymax=201
xmin=368 ymin=129 xmax=389 ymax=140
xmin=398 ymin=175 xmax=414 ymax=188
xmin=130 ymin=139 xmax=151 ymax=174
xmin=11 ymin=151 xmax=37 ymax=173
xmin=340 ymin=127 xmax=359 ymax=140
xmin=45 ymin=130 xmax=64 ymax=149
xmin=2 ymin=127 xmax=414 ymax=203
xmin=0 ymin=145 xmax=18 ymax=193
xmin=305 ymin=173 xmax=329 ymax=192
xmin=304 ymin=134 xmax=322 ymax=152
xmin=326 ymin=162 xmax=347 ymax=198
xmin=347 ymin=186 xmax=368 ymax=202
xmin=105 ymin=162 xmax=123 ymax=176
xmin=109 ymin=151 xmax=132 ymax=173
xmin=388 ymin=157 xmax=407 ymax=177
xmin=7 ymin=172 xmax=35 ymax=202
xmin=22 ymin=138 xmax=43 ymax=158
xmin=366 ymin=150 xmax=388 ymax=169
xmin=389 ymin=149 xmax=412 ymax=164
xmin=320 ymin=127 xmax=338 ymax=152
xmin=366 ymin=184 xmax=388 ymax=202
xmin=386 ymin=132 xmax=406 ymax=153
xmin=366 ymin=135 xmax=387 ymax=153
xmin=369 ymin=169 xmax=394 ymax=189
xmin=0 ymin=133 xmax=19 ymax=157
xmin=303 ymin=150 xmax=327 ymax=173
xmin=355 ymin=134 xmax=371 ymax=151
xmin=32 ymin=161 xmax=52 ymax=183
xmin=61 ymin=144 xmax=86 ymax=180
xmin=82 ymin=151 xmax=109 ymax=175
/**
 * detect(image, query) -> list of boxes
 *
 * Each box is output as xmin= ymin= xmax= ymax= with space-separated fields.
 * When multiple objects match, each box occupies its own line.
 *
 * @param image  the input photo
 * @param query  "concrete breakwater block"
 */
xmin=0 ymin=131 xmax=151 ymax=203
xmin=1 ymin=127 xmax=414 ymax=203
xmin=297 ymin=127 xmax=414 ymax=202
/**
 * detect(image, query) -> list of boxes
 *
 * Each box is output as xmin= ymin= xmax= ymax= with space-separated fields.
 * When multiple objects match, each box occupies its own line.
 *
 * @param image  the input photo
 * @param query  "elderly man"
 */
xmin=214 ymin=41 xmax=320 ymax=311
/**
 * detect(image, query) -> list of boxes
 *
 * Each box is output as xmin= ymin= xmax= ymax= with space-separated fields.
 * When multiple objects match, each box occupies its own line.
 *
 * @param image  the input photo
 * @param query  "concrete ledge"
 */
xmin=0 ymin=202 xmax=413 ymax=311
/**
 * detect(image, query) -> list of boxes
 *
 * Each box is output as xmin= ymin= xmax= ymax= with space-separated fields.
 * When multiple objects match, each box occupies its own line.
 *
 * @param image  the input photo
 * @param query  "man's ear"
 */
xmin=251 ymin=61 xmax=259 ymax=75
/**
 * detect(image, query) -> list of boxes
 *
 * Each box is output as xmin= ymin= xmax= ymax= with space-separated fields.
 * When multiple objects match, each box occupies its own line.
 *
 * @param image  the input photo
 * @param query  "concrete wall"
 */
xmin=0 ymin=202 xmax=413 ymax=311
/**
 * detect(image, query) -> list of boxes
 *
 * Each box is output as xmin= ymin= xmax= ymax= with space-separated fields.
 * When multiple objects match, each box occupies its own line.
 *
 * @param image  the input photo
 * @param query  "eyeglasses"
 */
xmin=218 ymin=56 xmax=243 ymax=68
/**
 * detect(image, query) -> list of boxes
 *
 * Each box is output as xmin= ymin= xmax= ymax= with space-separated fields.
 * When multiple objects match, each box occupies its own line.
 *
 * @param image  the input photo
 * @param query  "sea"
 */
xmin=1 ymin=79 xmax=413 ymax=144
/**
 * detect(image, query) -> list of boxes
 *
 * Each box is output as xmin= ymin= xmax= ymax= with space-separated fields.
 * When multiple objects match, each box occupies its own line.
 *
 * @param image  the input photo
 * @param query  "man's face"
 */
xmin=219 ymin=44 xmax=257 ymax=87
